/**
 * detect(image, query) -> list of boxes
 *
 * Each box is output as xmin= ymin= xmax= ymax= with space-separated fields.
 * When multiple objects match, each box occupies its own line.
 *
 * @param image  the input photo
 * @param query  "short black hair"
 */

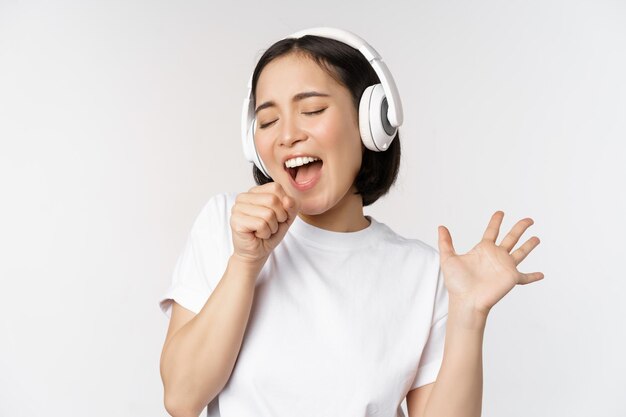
xmin=250 ymin=34 xmax=401 ymax=207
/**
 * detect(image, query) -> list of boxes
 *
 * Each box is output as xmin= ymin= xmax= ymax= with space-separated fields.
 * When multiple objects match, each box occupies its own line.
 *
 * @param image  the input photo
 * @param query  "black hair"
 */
xmin=250 ymin=35 xmax=401 ymax=207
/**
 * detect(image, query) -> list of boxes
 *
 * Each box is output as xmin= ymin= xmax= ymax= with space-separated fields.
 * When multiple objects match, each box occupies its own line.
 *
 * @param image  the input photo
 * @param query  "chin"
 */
xmin=300 ymin=192 xmax=343 ymax=217
xmin=294 ymin=197 xmax=320 ymax=214
xmin=298 ymin=204 xmax=327 ymax=216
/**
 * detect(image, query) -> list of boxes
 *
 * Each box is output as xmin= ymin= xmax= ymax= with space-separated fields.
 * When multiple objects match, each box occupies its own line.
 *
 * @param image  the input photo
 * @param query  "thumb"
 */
xmin=283 ymin=195 xmax=300 ymax=224
xmin=438 ymin=225 xmax=456 ymax=262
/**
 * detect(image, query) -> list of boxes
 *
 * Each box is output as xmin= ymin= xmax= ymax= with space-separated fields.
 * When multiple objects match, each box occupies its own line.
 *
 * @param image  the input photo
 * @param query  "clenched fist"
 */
xmin=230 ymin=182 xmax=300 ymax=267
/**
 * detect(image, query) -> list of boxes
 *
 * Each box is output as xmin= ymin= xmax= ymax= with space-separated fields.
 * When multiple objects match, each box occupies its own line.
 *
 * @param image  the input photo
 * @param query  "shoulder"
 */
xmin=374 ymin=220 xmax=440 ymax=264
xmin=199 ymin=191 xmax=238 ymax=216
xmin=187 ymin=191 xmax=239 ymax=241
xmin=194 ymin=191 xmax=238 ymax=224
xmin=183 ymin=192 xmax=238 ymax=261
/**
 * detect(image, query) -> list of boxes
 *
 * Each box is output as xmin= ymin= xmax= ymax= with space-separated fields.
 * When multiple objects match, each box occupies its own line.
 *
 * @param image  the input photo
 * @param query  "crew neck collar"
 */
xmin=288 ymin=214 xmax=383 ymax=250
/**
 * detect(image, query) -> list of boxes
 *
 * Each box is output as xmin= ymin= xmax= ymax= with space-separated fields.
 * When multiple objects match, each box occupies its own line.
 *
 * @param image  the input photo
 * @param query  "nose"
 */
xmin=278 ymin=113 xmax=306 ymax=147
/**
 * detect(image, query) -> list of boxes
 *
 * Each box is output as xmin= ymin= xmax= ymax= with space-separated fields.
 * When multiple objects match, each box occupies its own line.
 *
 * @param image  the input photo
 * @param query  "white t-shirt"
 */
xmin=159 ymin=192 xmax=449 ymax=417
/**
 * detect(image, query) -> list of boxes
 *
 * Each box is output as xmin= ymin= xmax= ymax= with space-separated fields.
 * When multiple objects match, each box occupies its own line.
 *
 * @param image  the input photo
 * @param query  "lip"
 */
xmin=286 ymin=161 xmax=323 ymax=192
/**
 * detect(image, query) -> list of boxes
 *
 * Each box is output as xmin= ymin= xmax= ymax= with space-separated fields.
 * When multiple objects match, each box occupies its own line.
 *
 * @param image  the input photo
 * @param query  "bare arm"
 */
xmin=159 ymin=183 xmax=299 ymax=417
xmin=160 ymin=254 xmax=264 ymax=417
xmin=419 ymin=300 xmax=487 ymax=417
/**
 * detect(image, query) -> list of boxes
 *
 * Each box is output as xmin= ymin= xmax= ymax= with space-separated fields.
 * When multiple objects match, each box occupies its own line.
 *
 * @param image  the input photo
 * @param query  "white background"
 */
xmin=1 ymin=0 xmax=624 ymax=416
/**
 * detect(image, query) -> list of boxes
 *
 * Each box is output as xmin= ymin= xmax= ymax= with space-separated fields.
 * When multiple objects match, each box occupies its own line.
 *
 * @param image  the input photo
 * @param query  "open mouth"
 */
xmin=285 ymin=160 xmax=324 ymax=183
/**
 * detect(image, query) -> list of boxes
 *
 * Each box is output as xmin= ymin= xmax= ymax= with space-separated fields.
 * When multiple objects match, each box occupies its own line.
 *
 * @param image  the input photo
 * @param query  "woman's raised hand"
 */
xmin=230 ymin=182 xmax=300 ymax=267
xmin=437 ymin=211 xmax=544 ymax=316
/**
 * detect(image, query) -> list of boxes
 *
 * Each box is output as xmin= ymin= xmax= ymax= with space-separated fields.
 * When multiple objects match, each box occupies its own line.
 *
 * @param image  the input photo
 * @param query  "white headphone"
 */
xmin=241 ymin=27 xmax=404 ymax=179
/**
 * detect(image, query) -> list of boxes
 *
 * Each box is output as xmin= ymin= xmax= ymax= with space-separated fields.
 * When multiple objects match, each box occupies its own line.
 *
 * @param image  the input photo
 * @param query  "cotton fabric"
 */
xmin=159 ymin=192 xmax=448 ymax=417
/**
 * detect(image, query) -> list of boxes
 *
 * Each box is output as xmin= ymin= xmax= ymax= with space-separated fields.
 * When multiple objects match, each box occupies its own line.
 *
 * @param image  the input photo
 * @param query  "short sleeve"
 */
xmin=158 ymin=193 xmax=234 ymax=319
xmin=410 ymin=261 xmax=449 ymax=390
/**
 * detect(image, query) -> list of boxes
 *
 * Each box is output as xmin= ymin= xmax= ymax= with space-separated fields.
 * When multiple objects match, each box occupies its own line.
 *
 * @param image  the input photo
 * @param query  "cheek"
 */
xmin=254 ymin=129 xmax=275 ymax=162
xmin=316 ymin=120 xmax=362 ymax=179
xmin=308 ymin=117 xmax=335 ymax=143
xmin=253 ymin=133 xmax=279 ymax=177
xmin=312 ymin=113 xmax=359 ymax=150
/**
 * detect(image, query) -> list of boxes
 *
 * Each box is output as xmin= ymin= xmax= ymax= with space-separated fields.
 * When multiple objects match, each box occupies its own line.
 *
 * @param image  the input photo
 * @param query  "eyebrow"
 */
xmin=254 ymin=91 xmax=330 ymax=115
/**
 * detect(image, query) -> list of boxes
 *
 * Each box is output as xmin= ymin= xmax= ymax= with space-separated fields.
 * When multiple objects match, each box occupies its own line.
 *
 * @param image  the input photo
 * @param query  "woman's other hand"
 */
xmin=437 ymin=211 xmax=544 ymax=316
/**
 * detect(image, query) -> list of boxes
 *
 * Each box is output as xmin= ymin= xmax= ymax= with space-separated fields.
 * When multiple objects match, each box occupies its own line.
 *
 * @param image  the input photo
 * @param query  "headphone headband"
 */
xmin=284 ymin=27 xmax=403 ymax=127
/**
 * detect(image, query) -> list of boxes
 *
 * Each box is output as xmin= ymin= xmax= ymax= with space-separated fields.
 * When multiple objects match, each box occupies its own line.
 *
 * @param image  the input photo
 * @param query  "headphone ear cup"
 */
xmin=247 ymin=120 xmax=272 ymax=179
xmin=358 ymin=84 xmax=397 ymax=151
xmin=243 ymin=118 xmax=256 ymax=163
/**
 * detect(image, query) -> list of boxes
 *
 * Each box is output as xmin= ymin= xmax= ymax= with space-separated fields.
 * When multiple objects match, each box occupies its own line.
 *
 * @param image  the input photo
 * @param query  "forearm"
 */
xmin=423 ymin=300 xmax=488 ymax=417
xmin=161 ymin=255 xmax=263 ymax=416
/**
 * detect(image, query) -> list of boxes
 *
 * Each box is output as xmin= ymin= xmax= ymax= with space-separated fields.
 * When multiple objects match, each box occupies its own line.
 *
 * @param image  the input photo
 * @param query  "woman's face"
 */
xmin=254 ymin=52 xmax=363 ymax=216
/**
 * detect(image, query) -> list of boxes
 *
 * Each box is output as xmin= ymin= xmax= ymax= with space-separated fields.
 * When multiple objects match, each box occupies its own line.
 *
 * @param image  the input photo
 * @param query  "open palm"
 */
xmin=438 ymin=211 xmax=544 ymax=316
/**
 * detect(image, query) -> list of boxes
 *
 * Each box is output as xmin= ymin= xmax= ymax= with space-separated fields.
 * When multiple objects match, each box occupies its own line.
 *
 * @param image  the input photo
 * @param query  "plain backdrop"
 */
xmin=1 ymin=0 xmax=624 ymax=416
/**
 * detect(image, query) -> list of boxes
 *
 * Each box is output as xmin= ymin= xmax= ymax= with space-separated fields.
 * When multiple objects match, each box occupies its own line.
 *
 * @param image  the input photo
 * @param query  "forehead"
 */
xmin=255 ymin=53 xmax=343 ymax=100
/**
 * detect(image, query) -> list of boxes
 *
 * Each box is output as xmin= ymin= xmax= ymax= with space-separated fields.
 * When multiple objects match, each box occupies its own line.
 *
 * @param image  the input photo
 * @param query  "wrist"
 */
xmin=229 ymin=253 xmax=267 ymax=276
xmin=447 ymin=298 xmax=489 ymax=332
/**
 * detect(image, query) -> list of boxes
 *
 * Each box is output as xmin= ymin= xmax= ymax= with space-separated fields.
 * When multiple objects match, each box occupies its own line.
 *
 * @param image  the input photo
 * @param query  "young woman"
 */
xmin=159 ymin=28 xmax=544 ymax=417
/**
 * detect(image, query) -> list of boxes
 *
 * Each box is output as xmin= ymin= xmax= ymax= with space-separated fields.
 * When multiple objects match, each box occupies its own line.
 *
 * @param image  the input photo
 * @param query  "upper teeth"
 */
xmin=285 ymin=156 xmax=320 ymax=168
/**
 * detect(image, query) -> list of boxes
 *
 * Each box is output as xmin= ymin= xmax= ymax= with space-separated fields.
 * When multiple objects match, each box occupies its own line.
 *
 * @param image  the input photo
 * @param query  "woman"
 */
xmin=159 ymin=28 xmax=543 ymax=417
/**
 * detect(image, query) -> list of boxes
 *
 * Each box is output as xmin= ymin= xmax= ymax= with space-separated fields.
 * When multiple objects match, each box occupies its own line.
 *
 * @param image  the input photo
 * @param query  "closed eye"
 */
xmin=258 ymin=120 xmax=277 ymax=129
xmin=303 ymin=108 xmax=326 ymax=116
xmin=258 ymin=108 xmax=327 ymax=129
